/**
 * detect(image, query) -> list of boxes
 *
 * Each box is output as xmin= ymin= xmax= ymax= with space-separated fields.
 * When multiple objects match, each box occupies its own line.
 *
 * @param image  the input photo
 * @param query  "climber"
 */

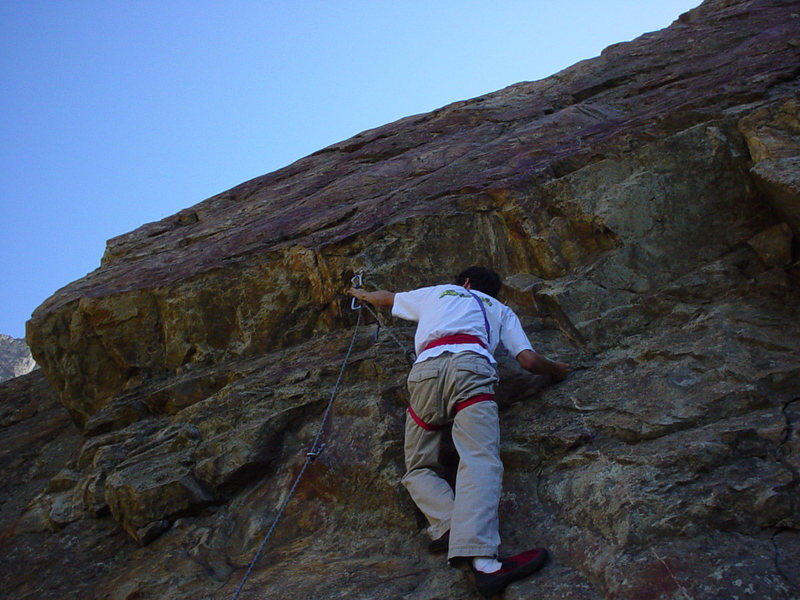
xmin=348 ymin=266 xmax=569 ymax=598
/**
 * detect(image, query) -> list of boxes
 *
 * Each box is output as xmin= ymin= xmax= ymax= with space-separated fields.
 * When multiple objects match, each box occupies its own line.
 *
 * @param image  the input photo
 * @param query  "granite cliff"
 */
xmin=2 ymin=0 xmax=800 ymax=598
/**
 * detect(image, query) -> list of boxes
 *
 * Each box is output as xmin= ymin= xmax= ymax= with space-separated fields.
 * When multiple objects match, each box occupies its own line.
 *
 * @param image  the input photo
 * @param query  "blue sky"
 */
xmin=1 ymin=1 xmax=700 ymax=339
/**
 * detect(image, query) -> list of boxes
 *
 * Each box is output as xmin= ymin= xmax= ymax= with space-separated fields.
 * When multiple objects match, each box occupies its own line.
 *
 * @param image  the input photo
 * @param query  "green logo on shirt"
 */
xmin=439 ymin=289 xmax=493 ymax=306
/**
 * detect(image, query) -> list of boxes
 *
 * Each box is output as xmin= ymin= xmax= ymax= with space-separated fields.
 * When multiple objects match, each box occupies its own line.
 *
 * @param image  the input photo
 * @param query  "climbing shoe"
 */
xmin=472 ymin=548 xmax=549 ymax=598
xmin=428 ymin=530 xmax=449 ymax=553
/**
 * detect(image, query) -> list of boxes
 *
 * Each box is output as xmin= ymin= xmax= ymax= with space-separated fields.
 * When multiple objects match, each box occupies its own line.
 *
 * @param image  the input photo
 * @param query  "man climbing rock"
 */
xmin=348 ymin=266 xmax=569 ymax=598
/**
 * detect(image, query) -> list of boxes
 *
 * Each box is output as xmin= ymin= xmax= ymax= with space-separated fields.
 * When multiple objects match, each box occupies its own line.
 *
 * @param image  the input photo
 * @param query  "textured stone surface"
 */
xmin=0 ymin=334 xmax=37 ymax=382
xmin=0 ymin=370 xmax=79 ymax=534
xmin=3 ymin=0 xmax=800 ymax=598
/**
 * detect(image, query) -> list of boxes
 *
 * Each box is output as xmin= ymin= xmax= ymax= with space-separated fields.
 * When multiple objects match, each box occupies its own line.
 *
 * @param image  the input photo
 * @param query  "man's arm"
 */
xmin=516 ymin=349 xmax=570 ymax=381
xmin=348 ymin=288 xmax=395 ymax=308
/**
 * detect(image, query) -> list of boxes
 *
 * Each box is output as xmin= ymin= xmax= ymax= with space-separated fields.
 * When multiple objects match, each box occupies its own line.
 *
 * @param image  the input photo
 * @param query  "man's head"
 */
xmin=455 ymin=266 xmax=502 ymax=298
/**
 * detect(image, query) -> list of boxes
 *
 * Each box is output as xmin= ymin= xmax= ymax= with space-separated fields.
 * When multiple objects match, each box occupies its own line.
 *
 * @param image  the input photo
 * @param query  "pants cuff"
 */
xmin=428 ymin=521 xmax=451 ymax=540
xmin=447 ymin=543 xmax=498 ymax=561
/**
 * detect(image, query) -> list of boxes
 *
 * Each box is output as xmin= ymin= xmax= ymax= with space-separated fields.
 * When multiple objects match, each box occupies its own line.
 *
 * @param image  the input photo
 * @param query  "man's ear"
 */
xmin=463 ymin=277 xmax=471 ymax=290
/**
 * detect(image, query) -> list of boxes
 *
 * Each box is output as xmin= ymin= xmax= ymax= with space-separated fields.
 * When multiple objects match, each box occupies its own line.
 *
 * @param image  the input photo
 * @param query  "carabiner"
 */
xmin=307 ymin=442 xmax=326 ymax=461
xmin=350 ymin=271 xmax=363 ymax=310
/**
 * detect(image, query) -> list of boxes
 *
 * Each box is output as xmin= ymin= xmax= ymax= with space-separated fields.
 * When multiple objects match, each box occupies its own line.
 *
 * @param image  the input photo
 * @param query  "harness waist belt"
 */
xmin=423 ymin=334 xmax=486 ymax=352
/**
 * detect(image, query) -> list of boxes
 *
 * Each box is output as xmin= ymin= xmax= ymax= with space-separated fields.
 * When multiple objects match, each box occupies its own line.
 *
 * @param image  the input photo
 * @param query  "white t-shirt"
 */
xmin=391 ymin=284 xmax=534 ymax=365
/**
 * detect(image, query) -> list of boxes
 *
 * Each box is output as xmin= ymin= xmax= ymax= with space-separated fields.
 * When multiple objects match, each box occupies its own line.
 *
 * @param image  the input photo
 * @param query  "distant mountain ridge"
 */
xmin=0 ymin=334 xmax=37 ymax=382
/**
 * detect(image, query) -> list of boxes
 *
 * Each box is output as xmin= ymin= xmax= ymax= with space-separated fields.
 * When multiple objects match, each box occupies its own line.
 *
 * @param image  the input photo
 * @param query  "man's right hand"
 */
xmin=548 ymin=360 xmax=570 ymax=382
xmin=516 ymin=349 xmax=570 ymax=381
xmin=347 ymin=288 xmax=396 ymax=308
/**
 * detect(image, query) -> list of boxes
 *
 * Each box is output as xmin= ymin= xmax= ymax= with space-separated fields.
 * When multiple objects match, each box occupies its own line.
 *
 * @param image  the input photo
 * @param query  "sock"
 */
xmin=473 ymin=556 xmax=502 ymax=573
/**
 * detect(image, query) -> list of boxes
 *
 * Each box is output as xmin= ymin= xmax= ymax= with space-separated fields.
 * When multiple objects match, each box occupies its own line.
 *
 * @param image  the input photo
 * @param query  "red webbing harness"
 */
xmin=423 ymin=333 xmax=486 ymax=351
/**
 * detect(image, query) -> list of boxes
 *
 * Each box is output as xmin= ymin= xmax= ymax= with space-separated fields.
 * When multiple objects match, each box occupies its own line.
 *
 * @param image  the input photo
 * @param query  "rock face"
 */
xmin=0 ymin=334 xmax=37 ymax=382
xmin=3 ymin=0 xmax=800 ymax=598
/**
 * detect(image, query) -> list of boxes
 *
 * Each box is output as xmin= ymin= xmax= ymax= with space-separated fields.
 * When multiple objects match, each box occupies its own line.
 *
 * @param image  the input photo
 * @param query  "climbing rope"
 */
xmin=231 ymin=272 xmax=416 ymax=599
xmin=232 ymin=290 xmax=363 ymax=600
xmin=361 ymin=302 xmax=416 ymax=365
xmin=349 ymin=269 xmax=414 ymax=362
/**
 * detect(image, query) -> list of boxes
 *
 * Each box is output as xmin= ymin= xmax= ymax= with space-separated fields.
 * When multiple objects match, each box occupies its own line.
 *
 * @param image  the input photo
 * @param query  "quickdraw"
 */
xmin=350 ymin=270 xmax=363 ymax=311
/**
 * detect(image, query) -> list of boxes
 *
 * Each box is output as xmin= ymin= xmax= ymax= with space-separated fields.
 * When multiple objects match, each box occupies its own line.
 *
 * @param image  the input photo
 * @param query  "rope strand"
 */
xmin=362 ymin=302 xmax=416 ymax=365
xmin=232 ymin=307 xmax=363 ymax=600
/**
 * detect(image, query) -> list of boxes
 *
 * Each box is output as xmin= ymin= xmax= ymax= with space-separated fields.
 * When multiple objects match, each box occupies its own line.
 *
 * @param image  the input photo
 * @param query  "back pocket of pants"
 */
xmin=407 ymin=364 xmax=442 ymax=424
xmin=454 ymin=355 xmax=495 ymax=378
xmin=407 ymin=365 xmax=439 ymax=393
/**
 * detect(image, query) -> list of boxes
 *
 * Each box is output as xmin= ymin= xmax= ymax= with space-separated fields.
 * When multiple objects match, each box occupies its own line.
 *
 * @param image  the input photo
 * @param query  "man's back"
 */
xmin=391 ymin=284 xmax=533 ymax=367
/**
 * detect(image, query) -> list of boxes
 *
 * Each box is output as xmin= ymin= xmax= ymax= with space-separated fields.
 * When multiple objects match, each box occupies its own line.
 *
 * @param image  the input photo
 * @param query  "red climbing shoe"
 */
xmin=472 ymin=548 xmax=549 ymax=598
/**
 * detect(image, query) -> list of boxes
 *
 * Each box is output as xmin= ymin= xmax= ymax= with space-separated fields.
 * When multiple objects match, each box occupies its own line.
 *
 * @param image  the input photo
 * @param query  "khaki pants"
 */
xmin=401 ymin=351 xmax=502 ymax=560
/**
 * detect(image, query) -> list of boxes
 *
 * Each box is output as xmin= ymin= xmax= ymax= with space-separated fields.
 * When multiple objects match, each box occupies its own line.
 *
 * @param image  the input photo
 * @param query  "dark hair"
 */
xmin=455 ymin=266 xmax=502 ymax=298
